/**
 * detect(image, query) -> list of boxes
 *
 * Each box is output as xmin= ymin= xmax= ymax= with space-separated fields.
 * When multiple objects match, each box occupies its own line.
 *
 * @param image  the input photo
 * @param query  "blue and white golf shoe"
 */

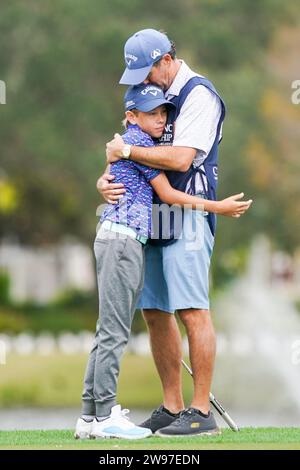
xmin=90 ymin=405 xmax=152 ymax=440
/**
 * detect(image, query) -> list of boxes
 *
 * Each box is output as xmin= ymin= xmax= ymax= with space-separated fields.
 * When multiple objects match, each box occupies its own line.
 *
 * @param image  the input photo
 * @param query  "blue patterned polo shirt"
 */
xmin=100 ymin=124 xmax=160 ymax=237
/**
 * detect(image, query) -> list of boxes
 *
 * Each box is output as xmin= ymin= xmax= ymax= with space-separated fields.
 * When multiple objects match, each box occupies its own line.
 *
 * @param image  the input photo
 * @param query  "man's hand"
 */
xmin=106 ymin=133 xmax=125 ymax=163
xmin=96 ymin=173 xmax=126 ymax=204
xmin=217 ymin=192 xmax=253 ymax=217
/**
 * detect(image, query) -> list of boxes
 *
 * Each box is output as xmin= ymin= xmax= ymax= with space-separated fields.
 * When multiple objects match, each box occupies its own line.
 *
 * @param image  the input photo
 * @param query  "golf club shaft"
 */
xmin=181 ymin=359 xmax=240 ymax=432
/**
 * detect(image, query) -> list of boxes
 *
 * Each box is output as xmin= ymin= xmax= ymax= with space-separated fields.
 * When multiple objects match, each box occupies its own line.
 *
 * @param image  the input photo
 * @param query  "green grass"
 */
xmin=0 ymin=353 xmax=193 ymax=408
xmin=0 ymin=428 xmax=300 ymax=450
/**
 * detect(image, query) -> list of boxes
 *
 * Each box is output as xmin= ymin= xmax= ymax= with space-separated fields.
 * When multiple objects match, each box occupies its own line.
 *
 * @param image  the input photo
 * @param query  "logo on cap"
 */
xmin=126 ymin=100 xmax=135 ymax=108
xmin=150 ymin=49 xmax=161 ymax=60
xmin=141 ymin=86 xmax=161 ymax=97
xmin=125 ymin=53 xmax=138 ymax=67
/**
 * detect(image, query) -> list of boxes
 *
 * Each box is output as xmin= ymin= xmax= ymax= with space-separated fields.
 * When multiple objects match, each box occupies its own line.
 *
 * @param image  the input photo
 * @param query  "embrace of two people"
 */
xmin=75 ymin=29 xmax=252 ymax=440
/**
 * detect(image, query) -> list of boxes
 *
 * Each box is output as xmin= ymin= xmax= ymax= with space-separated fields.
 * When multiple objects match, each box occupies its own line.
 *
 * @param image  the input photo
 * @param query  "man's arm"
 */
xmin=106 ymin=86 xmax=221 ymax=171
xmin=96 ymin=164 xmax=126 ymax=204
xmin=106 ymin=133 xmax=196 ymax=172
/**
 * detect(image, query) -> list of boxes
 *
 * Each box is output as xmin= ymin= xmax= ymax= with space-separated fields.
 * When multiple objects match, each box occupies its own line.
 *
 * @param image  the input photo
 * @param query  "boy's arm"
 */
xmin=150 ymin=173 xmax=252 ymax=217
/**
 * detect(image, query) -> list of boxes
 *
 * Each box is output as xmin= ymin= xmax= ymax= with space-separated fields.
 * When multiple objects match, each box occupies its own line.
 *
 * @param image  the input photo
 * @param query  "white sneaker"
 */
xmin=74 ymin=417 xmax=94 ymax=439
xmin=90 ymin=405 xmax=152 ymax=440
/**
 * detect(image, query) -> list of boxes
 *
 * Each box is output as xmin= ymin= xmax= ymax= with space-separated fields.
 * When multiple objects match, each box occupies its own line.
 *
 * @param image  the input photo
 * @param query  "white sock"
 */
xmin=81 ymin=414 xmax=94 ymax=422
xmin=96 ymin=415 xmax=110 ymax=422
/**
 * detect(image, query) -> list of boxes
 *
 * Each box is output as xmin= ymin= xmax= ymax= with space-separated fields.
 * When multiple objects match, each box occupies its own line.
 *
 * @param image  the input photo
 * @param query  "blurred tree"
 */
xmin=0 ymin=177 xmax=18 ymax=214
xmin=0 ymin=0 xmax=298 ymax=283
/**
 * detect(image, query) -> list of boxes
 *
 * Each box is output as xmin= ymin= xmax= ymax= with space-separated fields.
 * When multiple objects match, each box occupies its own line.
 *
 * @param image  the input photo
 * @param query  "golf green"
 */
xmin=0 ymin=428 xmax=300 ymax=450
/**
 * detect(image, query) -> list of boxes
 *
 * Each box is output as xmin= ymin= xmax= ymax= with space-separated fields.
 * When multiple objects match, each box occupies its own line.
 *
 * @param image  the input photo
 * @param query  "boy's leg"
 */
xmin=76 ymin=239 xmax=108 ymax=438
xmin=82 ymin=235 xmax=144 ymax=418
xmin=81 ymin=236 xmax=109 ymax=418
xmin=81 ymin=333 xmax=98 ymax=417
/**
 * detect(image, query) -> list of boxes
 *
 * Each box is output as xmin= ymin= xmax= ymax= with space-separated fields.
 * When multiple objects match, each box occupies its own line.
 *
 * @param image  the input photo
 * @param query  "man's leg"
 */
xmin=143 ymin=309 xmax=184 ymax=414
xmin=155 ymin=307 xmax=219 ymax=437
xmin=153 ymin=210 xmax=219 ymax=436
xmin=178 ymin=308 xmax=216 ymax=414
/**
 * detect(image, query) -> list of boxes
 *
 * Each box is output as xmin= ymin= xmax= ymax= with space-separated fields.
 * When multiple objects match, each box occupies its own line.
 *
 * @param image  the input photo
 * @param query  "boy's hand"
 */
xmin=96 ymin=173 xmax=126 ymax=204
xmin=106 ymin=133 xmax=125 ymax=163
xmin=217 ymin=193 xmax=253 ymax=217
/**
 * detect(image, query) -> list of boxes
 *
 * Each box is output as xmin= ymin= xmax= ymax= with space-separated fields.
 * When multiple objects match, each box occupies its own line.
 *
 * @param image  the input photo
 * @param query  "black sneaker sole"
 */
xmin=155 ymin=427 xmax=221 ymax=438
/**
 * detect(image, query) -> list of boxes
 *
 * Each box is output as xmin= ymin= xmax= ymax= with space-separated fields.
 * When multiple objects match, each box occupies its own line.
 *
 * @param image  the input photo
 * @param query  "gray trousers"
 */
xmin=82 ymin=230 xmax=145 ymax=417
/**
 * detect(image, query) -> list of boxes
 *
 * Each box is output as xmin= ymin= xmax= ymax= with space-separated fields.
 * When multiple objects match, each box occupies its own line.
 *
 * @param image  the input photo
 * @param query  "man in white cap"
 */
xmin=98 ymin=29 xmax=228 ymax=437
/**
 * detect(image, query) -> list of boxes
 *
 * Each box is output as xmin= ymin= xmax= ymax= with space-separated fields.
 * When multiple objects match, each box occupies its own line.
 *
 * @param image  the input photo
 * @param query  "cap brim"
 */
xmin=119 ymin=64 xmax=152 ymax=85
xmin=137 ymin=99 xmax=175 ymax=112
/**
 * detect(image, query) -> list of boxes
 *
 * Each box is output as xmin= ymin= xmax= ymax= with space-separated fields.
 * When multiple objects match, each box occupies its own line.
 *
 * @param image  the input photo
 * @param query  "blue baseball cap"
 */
xmin=119 ymin=29 xmax=172 ymax=85
xmin=124 ymin=83 xmax=175 ymax=112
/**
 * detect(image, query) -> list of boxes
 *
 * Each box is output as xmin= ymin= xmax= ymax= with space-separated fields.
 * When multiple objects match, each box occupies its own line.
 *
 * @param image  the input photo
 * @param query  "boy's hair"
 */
xmin=122 ymin=109 xmax=139 ymax=129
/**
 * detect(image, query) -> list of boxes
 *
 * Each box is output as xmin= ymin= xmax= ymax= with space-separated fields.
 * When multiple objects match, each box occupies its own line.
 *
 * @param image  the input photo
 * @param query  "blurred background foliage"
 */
xmin=1 ymin=1 xmax=300 ymax=414
xmin=1 ymin=0 xmax=300 ymax=321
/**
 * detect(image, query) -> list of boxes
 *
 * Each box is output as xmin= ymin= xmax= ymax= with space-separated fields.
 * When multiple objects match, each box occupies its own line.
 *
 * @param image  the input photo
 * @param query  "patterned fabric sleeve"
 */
xmin=122 ymin=127 xmax=161 ymax=182
xmin=134 ymin=162 xmax=160 ymax=182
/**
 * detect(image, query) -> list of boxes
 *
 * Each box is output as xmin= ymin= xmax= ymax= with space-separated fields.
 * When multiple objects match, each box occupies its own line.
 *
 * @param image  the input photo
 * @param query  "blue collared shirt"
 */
xmin=100 ymin=125 xmax=160 ymax=237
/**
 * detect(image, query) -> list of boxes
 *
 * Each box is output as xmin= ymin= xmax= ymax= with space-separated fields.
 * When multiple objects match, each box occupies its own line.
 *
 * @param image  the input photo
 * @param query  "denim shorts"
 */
xmin=136 ymin=207 xmax=215 ymax=314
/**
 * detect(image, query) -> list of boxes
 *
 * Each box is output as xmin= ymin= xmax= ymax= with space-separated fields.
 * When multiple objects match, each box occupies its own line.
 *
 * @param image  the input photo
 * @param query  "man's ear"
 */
xmin=125 ymin=110 xmax=137 ymax=125
xmin=162 ymin=53 xmax=173 ymax=64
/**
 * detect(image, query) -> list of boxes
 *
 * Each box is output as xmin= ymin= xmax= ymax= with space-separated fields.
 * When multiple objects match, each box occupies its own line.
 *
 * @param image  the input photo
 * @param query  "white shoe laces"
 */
xmin=111 ymin=408 xmax=137 ymax=428
xmin=120 ymin=408 xmax=130 ymax=420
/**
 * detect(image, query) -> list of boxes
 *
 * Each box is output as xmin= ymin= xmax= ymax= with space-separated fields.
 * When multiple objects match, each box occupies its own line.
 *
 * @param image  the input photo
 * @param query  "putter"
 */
xmin=181 ymin=359 xmax=240 ymax=432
